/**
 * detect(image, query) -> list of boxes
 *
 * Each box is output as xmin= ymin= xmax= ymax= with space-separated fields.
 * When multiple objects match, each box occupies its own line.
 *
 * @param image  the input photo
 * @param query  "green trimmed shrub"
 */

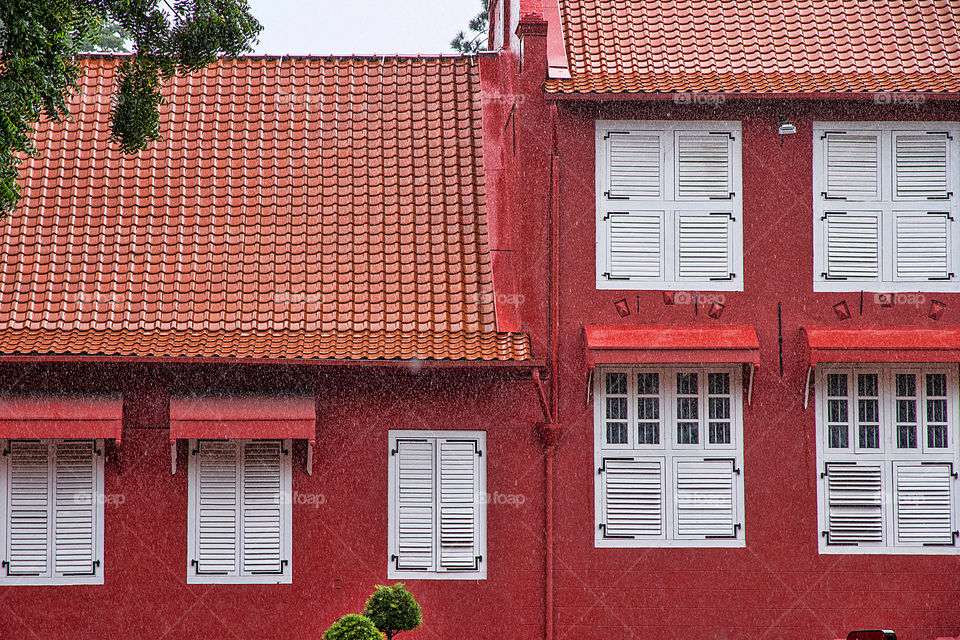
xmin=323 ymin=614 xmax=383 ymax=640
xmin=363 ymin=583 xmax=422 ymax=640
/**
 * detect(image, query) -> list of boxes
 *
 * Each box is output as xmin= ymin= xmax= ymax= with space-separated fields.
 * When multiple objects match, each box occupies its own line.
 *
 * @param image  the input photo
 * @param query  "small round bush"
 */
xmin=323 ymin=614 xmax=383 ymax=640
xmin=363 ymin=583 xmax=422 ymax=639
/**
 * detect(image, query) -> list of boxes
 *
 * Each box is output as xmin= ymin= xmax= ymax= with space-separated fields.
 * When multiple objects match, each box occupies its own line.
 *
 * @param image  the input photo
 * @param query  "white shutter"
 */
xmin=823 ymin=212 xmax=880 ymax=279
xmin=894 ymin=462 xmax=955 ymax=546
xmin=607 ymin=133 xmax=661 ymax=199
xmin=53 ymin=441 xmax=97 ymax=576
xmin=676 ymin=132 xmax=733 ymax=199
xmin=195 ymin=440 xmax=239 ymax=574
xmin=895 ymin=212 xmax=950 ymax=280
xmin=607 ymin=212 xmax=663 ymax=279
xmin=241 ymin=441 xmax=283 ymax=574
xmin=824 ymin=462 xmax=883 ymax=545
xmin=675 ymin=458 xmax=738 ymax=538
xmin=824 ymin=132 xmax=880 ymax=200
xmin=5 ymin=441 xmax=50 ymax=576
xmin=677 ymin=213 xmax=732 ymax=280
xmin=438 ymin=438 xmax=481 ymax=571
xmin=894 ymin=133 xmax=950 ymax=200
xmin=600 ymin=458 xmax=664 ymax=538
xmin=395 ymin=439 xmax=435 ymax=570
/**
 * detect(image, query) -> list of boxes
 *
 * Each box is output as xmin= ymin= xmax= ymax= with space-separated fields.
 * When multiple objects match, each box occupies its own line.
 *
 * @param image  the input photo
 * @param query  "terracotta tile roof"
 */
xmin=4 ymin=56 xmax=531 ymax=361
xmin=546 ymin=0 xmax=960 ymax=94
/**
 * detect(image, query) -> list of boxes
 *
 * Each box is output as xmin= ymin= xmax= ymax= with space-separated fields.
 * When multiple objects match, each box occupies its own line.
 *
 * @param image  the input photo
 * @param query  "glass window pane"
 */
xmin=637 ymin=423 xmax=660 ymax=445
xmin=677 ymin=372 xmax=698 ymax=395
xmin=928 ymin=424 xmax=949 ymax=449
xmin=637 ymin=372 xmax=659 ymax=395
xmin=857 ymin=373 xmax=878 ymax=397
xmin=828 ymin=425 xmax=848 ymax=449
xmin=858 ymin=398 xmax=878 ymax=423
xmin=709 ymin=423 xmax=730 ymax=444
xmin=828 ymin=399 xmax=848 ymax=423
xmin=709 ymin=397 xmax=730 ymax=421
xmin=606 ymin=372 xmax=627 ymax=395
xmin=606 ymin=397 xmax=627 ymax=420
xmin=677 ymin=423 xmax=699 ymax=444
xmin=606 ymin=423 xmax=628 ymax=445
xmin=897 ymin=425 xmax=917 ymax=449
xmin=677 ymin=397 xmax=698 ymax=421
xmin=896 ymin=373 xmax=916 ymax=397
xmin=827 ymin=373 xmax=847 ymax=397
xmin=858 ymin=424 xmax=880 ymax=449
xmin=926 ymin=373 xmax=947 ymax=397
xmin=708 ymin=372 xmax=729 ymax=395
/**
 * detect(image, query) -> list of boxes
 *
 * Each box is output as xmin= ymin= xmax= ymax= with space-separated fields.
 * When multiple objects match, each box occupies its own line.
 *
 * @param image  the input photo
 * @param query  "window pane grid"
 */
xmin=856 ymin=373 xmax=880 ymax=450
xmin=826 ymin=373 xmax=850 ymax=449
xmin=636 ymin=373 xmax=660 ymax=445
xmin=925 ymin=373 xmax=949 ymax=449
xmin=707 ymin=372 xmax=731 ymax=445
xmin=604 ymin=372 xmax=629 ymax=445
xmin=895 ymin=373 xmax=918 ymax=449
xmin=675 ymin=372 xmax=699 ymax=445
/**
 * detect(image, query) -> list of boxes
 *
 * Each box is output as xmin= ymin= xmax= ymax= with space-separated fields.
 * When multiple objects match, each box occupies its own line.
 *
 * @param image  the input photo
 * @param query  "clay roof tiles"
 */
xmin=546 ymin=0 xmax=960 ymax=94
xmin=3 ymin=55 xmax=531 ymax=361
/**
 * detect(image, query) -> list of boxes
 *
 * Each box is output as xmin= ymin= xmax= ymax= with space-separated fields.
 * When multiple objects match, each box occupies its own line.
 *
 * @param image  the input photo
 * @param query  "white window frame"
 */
xmin=815 ymin=365 xmax=960 ymax=554
xmin=593 ymin=367 xmax=746 ymax=548
xmin=595 ymin=120 xmax=744 ymax=291
xmin=0 ymin=439 xmax=105 ymax=586
xmin=186 ymin=439 xmax=293 ymax=584
xmin=388 ymin=430 xmax=487 ymax=580
xmin=813 ymin=121 xmax=960 ymax=292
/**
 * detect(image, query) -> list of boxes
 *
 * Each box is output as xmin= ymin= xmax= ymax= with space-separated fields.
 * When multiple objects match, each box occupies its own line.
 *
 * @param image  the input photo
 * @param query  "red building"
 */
xmin=3 ymin=1 xmax=960 ymax=639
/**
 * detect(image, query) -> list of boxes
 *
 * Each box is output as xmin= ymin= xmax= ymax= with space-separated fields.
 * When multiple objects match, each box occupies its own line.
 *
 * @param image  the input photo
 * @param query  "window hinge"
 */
xmin=928 ymin=131 xmax=952 ymax=141
xmin=604 ymin=191 xmax=629 ymax=200
xmin=2 ymin=560 xmax=42 ymax=577
xmin=927 ymin=193 xmax=952 ymax=200
xmin=93 ymin=443 xmax=103 ymax=456
xmin=447 ymin=439 xmax=483 ymax=456
xmin=820 ymin=461 xmax=855 ymax=478
xmin=602 ymin=272 xmax=630 ymax=281
xmin=704 ymin=457 xmax=740 ymax=474
xmin=709 ymin=212 xmax=735 ymax=221
xmin=191 ymin=559 xmax=228 ymax=575
xmin=598 ymin=457 xmax=632 ymax=474
xmin=392 ymin=438 xmax=429 ymax=455
xmin=709 ymin=131 xmax=735 ymax=140
xmin=706 ymin=523 xmax=741 ymax=539
xmin=603 ymin=131 xmax=630 ymax=140
xmin=821 ymin=130 xmax=846 ymax=139
xmin=821 ymin=192 xmax=847 ymax=200
xmin=821 ymin=531 xmax=858 ymax=546
xmin=64 ymin=559 xmax=100 ymax=576
xmin=821 ymin=273 xmax=848 ymax=281
xmin=598 ymin=523 xmax=633 ymax=539
xmin=709 ymin=273 xmax=736 ymax=282
xmin=923 ymin=531 xmax=958 ymax=547
xmin=928 ymin=273 xmax=955 ymax=281
xmin=923 ymin=461 xmax=959 ymax=478
xmin=251 ymin=559 xmax=288 ymax=575
xmin=709 ymin=192 xmax=735 ymax=200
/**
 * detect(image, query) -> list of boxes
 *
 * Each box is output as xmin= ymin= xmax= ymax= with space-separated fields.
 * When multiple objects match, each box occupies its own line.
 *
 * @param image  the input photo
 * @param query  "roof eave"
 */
xmin=544 ymin=91 xmax=960 ymax=101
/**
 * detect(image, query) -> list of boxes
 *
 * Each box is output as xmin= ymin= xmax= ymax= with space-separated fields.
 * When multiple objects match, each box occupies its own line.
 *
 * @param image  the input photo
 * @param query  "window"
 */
xmin=813 ymin=122 xmax=960 ymax=292
xmin=815 ymin=366 xmax=959 ymax=553
xmin=594 ymin=368 xmax=745 ymax=547
xmin=187 ymin=439 xmax=292 ymax=583
xmin=0 ymin=439 xmax=105 ymax=585
xmin=595 ymin=120 xmax=743 ymax=291
xmin=388 ymin=430 xmax=486 ymax=580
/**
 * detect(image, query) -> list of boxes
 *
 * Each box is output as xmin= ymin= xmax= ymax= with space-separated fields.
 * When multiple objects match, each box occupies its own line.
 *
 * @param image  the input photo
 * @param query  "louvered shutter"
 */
xmin=823 ymin=212 xmax=881 ymax=279
xmin=676 ymin=213 xmax=733 ymax=280
xmin=676 ymin=132 xmax=734 ymax=199
xmin=824 ymin=132 xmax=880 ymax=200
xmin=894 ymin=212 xmax=951 ymax=280
xmin=607 ymin=133 xmax=661 ymax=199
xmin=675 ymin=458 xmax=738 ymax=538
xmin=894 ymin=462 xmax=955 ymax=546
xmin=195 ymin=440 xmax=239 ymax=574
xmin=823 ymin=462 xmax=884 ymax=545
xmin=600 ymin=458 xmax=664 ymax=538
xmin=438 ymin=439 xmax=481 ymax=571
xmin=894 ymin=133 xmax=950 ymax=200
xmin=607 ymin=212 xmax=663 ymax=279
xmin=4 ymin=441 xmax=50 ymax=576
xmin=241 ymin=441 xmax=284 ymax=574
xmin=53 ymin=441 xmax=98 ymax=576
xmin=395 ymin=439 xmax=435 ymax=571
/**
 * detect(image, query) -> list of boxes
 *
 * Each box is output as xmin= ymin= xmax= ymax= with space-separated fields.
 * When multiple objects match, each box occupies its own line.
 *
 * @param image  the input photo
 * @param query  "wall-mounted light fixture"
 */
xmin=777 ymin=118 xmax=797 ymax=135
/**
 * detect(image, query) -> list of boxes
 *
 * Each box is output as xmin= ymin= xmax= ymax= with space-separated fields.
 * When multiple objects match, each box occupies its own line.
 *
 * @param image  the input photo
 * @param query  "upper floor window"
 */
xmin=594 ymin=367 xmax=745 ymax=548
xmin=388 ymin=430 xmax=486 ymax=580
xmin=813 ymin=122 xmax=960 ymax=292
xmin=595 ymin=120 xmax=744 ymax=291
xmin=187 ymin=439 xmax=292 ymax=584
xmin=815 ymin=366 xmax=959 ymax=553
xmin=0 ymin=439 xmax=104 ymax=585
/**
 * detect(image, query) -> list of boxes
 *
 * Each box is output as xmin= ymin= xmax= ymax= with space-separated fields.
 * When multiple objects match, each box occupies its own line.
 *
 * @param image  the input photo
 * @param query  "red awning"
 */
xmin=802 ymin=327 xmax=960 ymax=365
xmin=0 ymin=395 xmax=123 ymax=441
xmin=169 ymin=395 xmax=315 ymax=440
xmin=584 ymin=325 xmax=761 ymax=370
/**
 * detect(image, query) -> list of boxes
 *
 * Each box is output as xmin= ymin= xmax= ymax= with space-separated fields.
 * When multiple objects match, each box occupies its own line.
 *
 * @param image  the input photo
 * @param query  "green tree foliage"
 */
xmin=0 ymin=0 xmax=261 ymax=213
xmin=363 ymin=583 xmax=423 ymax=640
xmin=450 ymin=0 xmax=489 ymax=53
xmin=323 ymin=614 xmax=384 ymax=640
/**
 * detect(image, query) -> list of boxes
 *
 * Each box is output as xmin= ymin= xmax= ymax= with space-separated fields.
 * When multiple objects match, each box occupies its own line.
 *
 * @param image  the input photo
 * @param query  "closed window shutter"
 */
xmin=600 ymin=458 xmax=664 ymax=538
xmin=894 ymin=462 xmax=955 ymax=546
xmin=676 ymin=132 xmax=733 ymax=199
xmin=395 ymin=439 xmax=435 ymax=570
xmin=5 ymin=441 xmax=50 ymax=576
xmin=52 ymin=441 xmax=98 ymax=576
xmin=607 ymin=133 xmax=661 ymax=199
xmin=438 ymin=439 xmax=481 ymax=571
xmin=824 ymin=462 xmax=883 ymax=545
xmin=241 ymin=441 xmax=284 ymax=574
xmin=895 ymin=133 xmax=950 ymax=199
xmin=677 ymin=213 xmax=733 ymax=280
xmin=823 ymin=212 xmax=880 ymax=279
xmin=824 ymin=133 xmax=880 ymax=200
xmin=895 ymin=212 xmax=951 ymax=280
xmin=607 ymin=212 xmax=663 ymax=279
xmin=195 ymin=440 xmax=239 ymax=574
xmin=675 ymin=458 xmax=738 ymax=538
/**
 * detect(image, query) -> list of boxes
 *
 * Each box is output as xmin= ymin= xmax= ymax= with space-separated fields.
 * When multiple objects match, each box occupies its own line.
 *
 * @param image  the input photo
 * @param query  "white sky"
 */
xmin=246 ymin=0 xmax=484 ymax=56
